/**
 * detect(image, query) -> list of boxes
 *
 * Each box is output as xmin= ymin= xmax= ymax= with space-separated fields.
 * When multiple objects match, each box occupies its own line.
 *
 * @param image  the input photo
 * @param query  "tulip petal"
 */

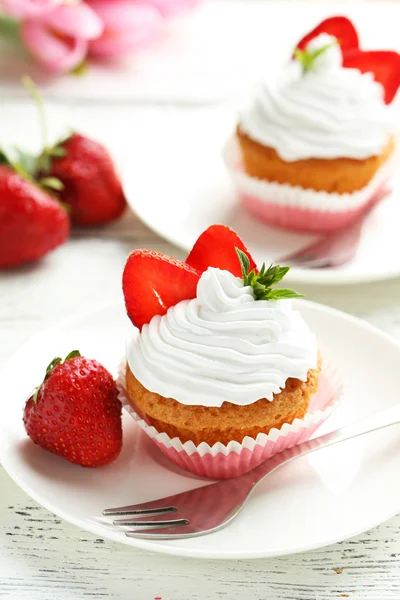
xmin=21 ymin=19 xmax=88 ymax=73
xmin=44 ymin=3 xmax=103 ymax=41
xmin=88 ymin=2 xmax=162 ymax=57
xmin=145 ymin=0 xmax=201 ymax=18
xmin=2 ymin=0 xmax=59 ymax=18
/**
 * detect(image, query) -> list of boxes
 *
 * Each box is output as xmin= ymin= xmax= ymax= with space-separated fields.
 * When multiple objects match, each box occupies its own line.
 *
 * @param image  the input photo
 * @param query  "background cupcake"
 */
xmin=225 ymin=16 xmax=400 ymax=233
xmin=120 ymin=225 xmax=341 ymax=478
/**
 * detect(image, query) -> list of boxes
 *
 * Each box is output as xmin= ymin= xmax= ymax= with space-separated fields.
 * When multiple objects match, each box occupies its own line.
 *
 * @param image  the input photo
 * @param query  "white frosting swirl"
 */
xmin=126 ymin=268 xmax=318 ymax=407
xmin=239 ymin=33 xmax=395 ymax=161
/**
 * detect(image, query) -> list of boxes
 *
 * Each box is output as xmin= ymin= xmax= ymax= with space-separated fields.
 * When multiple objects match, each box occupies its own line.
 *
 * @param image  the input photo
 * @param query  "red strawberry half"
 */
xmin=123 ymin=249 xmax=201 ymax=330
xmin=343 ymin=50 xmax=400 ymax=104
xmin=24 ymin=351 xmax=122 ymax=468
xmin=0 ymin=165 xmax=69 ymax=269
xmin=123 ymin=226 xmax=258 ymax=330
xmin=186 ymin=224 xmax=257 ymax=278
xmin=295 ymin=15 xmax=359 ymax=54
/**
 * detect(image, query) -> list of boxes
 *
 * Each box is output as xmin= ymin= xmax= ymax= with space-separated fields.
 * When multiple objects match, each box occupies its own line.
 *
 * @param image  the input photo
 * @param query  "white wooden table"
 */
xmin=1 ymin=1 xmax=400 ymax=597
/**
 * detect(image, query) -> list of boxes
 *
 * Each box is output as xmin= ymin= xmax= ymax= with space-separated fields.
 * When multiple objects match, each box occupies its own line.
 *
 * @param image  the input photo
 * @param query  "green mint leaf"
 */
xmin=308 ymin=41 xmax=337 ymax=63
xmin=294 ymin=48 xmax=309 ymax=70
xmin=266 ymin=289 xmax=305 ymax=300
xmin=235 ymin=249 xmax=303 ymax=302
xmin=235 ymin=247 xmax=251 ymax=281
xmin=247 ymin=271 xmax=256 ymax=285
xmin=249 ymin=264 xmax=290 ymax=290
xmin=266 ymin=265 xmax=290 ymax=286
xmin=294 ymin=40 xmax=339 ymax=73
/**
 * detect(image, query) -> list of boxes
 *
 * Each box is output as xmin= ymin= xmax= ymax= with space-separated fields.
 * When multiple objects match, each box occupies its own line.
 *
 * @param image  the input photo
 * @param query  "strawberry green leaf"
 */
xmin=48 ymin=146 xmax=67 ymax=158
xmin=32 ymin=386 xmax=41 ymax=403
xmin=0 ymin=149 xmax=11 ymax=166
xmin=32 ymin=352 xmax=80 ymax=403
xmin=14 ymin=147 xmax=38 ymax=179
xmin=36 ymin=152 xmax=51 ymax=174
xmin=45 ymin=357 xmax=62 ymax=379
xmin=38 ymin=176 xmax=64 ymax=191
xmin=65 ymin=350 xmax=80 ymax=361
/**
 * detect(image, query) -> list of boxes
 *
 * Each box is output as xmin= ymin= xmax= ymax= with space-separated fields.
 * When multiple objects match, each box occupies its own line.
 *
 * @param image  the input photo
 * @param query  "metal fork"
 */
xmin=103 ymin=403 xmax=400 ymax=540
xmin=279 ymin=187 xmax=390 ymax=269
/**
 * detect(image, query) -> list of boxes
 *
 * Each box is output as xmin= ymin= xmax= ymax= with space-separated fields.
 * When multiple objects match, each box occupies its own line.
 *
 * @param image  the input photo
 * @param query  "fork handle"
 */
xmin=247 ymin=403 xmax=400 ymax=486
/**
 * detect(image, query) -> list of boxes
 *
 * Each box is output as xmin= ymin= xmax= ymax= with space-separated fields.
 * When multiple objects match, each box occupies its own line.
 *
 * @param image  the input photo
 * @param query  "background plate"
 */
xmin=123 ymin=106 xmax=400 ymax=286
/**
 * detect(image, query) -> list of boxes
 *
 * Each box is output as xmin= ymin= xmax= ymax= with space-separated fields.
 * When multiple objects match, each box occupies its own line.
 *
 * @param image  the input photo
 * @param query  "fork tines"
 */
xmin=103 ymin=503 xmax=188 ymax=533
xmin=113 ymin=518 xmax=189 ymax=530
xmin=103 ymin=505 xmax=177 ymax=517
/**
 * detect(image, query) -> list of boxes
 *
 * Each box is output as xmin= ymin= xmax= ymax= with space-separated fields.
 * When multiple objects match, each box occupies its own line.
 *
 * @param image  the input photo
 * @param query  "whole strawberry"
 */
xmin=0 ymin=165 xmax=69 ymax=269
xmin=24 ymin=351 xmax=122 ymax=467
xmin=47 ymin=133 xmax=126 ymax=226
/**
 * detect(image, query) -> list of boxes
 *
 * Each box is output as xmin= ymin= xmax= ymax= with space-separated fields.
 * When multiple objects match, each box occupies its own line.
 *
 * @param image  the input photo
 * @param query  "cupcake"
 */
xmin=225 ymin=16 xmax=400 ymax=233
xmin=120 ymin=225 xmax=341 ymax=478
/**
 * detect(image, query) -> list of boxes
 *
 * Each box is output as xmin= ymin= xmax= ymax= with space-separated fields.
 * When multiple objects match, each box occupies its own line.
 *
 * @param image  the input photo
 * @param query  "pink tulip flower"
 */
xmin=20 ymin=2 xmax=103 ymax=72
xmin=87 ymin=0 xmax=162 ymax=58
xmin=2 ymin=0 xmax=60 ymax=19
xmin=145 ymin=0 xmax=202 ymax=18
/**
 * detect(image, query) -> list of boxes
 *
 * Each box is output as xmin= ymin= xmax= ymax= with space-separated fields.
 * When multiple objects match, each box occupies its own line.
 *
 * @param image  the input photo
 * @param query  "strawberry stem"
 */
xmin=21 ymin=76 xmax=48 ymax=154
xmin=18 ymin=77 xmax=66 ymax=194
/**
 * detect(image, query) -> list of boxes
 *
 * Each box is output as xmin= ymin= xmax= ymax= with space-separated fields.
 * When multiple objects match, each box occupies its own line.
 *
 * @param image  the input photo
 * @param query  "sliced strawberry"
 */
xmin=186 ymin=224 xmax=257 ymax=278
xmin=343 ymin=50 xmax=400 ymax=104
xmin=123 ymin=249 xmax=201 ymax=330
xmin=295 ymin=16 xmax=359 ymax=54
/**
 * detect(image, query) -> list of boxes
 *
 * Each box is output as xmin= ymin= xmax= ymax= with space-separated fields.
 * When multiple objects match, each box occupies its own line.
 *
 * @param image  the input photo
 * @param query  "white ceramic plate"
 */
xmin=122 ymin=107 xmax=400 ymax=285
xmin=0 ymin=302 xmax=399 ymax=559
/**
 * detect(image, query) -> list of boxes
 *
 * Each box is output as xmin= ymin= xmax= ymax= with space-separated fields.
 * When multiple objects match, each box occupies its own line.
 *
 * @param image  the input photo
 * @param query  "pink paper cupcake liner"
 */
xmin=117 ymin=359 xmax=343 ymax=479
xmin=223 ymin=137 xmax=396 ymax=234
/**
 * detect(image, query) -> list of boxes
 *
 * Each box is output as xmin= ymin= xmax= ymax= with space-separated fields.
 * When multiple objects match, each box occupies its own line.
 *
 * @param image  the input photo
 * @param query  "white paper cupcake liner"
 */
xmin=117 ymin=359 xmax=343 ymax=479
xmin=223 ymin=137 xmax=396 ymax=233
